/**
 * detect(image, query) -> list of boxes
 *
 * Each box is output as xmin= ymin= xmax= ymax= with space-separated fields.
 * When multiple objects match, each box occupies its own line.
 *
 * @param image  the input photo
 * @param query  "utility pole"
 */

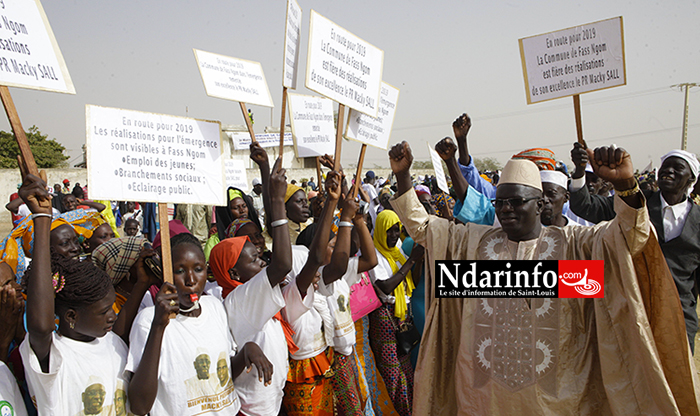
xmin=673 ymin=83 xmax=699 ymax=150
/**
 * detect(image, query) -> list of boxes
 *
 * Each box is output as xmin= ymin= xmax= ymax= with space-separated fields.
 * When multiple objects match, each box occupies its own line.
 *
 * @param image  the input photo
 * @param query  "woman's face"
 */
xmin=70 ymin=288 xmax=117 ymax=340
xmin=229 ymin=197 xmax=248 ymax=220
xmin=386 ymin=223 xmax=401 ymax=248
xmin=50 ymin=224 xmax=81 ymax=258
xmin=87 ymin=224 xmax=115 ymax=253
xmin=285 ymin=190 xmax=310 ymax=224
xmin=171 ymin=244 xmax=207 ymax=310
xmin=232 ymin=242 xmax=266 ymax=283
xmin=63 ymin=195 xmax=78 ymax=211
xmin=235 ymin=223 xmax=267 ymax=256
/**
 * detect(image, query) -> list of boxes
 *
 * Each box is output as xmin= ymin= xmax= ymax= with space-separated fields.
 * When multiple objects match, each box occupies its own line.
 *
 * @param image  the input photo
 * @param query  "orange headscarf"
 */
xmin=209 ymin=237 xmax=299 ymax=354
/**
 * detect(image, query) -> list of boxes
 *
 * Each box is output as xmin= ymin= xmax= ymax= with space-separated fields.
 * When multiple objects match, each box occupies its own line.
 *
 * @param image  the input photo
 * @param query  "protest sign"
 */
xmin=519 ymin=17 xmax=625 ymax=104
xmin=0 ymin=0 xmax=74 ymax=94
xmin=346 ymin=81 xmax=399 ymax=150
xmin=428 ymin=144 xmax=450 ymax=194
xmin=225 ymin=159 xmax=249 ymax=192
xmin=288 ymin=93 xmax=336 ymax=158
xmin=231 ymin=131 xmax=293 ymax=150
xmin=86 ymin=105 xmax=225 ymax=206
xmin=194 ymin=49 xmax=274 ymax=107
xmin=283 ymin=0 xmax=302 ymax=89
xmin=306 ymin=10 xmax=384 ymax=117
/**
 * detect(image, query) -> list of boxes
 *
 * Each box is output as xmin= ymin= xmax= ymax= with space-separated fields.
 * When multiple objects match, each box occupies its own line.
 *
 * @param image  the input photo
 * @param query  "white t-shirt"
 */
xmin=127 ymin=296 xmax=240 ymax=416
xmin=19 ymin=331 xmax=128 ymax=416
xmin=16 ymin=204 xmax=60 ymax=218
xmin=368 ymin=249 xmax=407 ymax=304
xmin=0 ymin=361 xmax=29 ymax=416
xmin=362 ymin=183 xmax=379 ymax=225
xmin=316 ymin=257 xmax=361 ymax=356
xmin=282 ymin=278 xmax=327 ymax=361
xmin=224 ymin=269 xmax=288 ymax=416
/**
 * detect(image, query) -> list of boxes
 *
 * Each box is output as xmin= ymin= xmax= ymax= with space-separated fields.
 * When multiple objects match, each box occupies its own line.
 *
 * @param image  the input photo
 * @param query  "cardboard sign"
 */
xmin=86 ymin=105 xmax=225 ymax=205
xmin=225 ymin=159 xmax=249 ymax=192
xmin=346 ymin=81 xmax=399 ymax=150
xmin=194 ymin=49 xmax=274 ymax=107
xmin=0 ymin=0 xmax=74 ymax=93
xmin=231 ymin=131 xmax=293 ymax=150
xmin=305 ymin=10 xmax=383 ymax=117
xmin=283 ymin=0 xmax=302 ymax=89
xmin=519 ymin=17 xmax=625 ymax=104
xmin=428 ymin=144 xmax=450 ymax=194
xmin=288 ymin=93 xmax=336 ymax=158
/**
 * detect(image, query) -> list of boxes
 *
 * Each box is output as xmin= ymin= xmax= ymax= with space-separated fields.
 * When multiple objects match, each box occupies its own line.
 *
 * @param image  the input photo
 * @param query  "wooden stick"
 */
xmin=0 ymin=86 xmax=38 ymax=177
xmin=573 ymin=95 xmax=586 ymax=147
xmin=158 ymin=203 xmax=173 ymax=285
xmin=315 ymin=156 xmax=323 ymax=192
xmin=352 ymin=144 xmax=367 ymax=198
xmin=334 ymin=104 xmax=345 ymax=171
xmin=240 ymin=102 xmax=257 ymax=143
xmin=279 ymin=87 xmax=287 ymax=163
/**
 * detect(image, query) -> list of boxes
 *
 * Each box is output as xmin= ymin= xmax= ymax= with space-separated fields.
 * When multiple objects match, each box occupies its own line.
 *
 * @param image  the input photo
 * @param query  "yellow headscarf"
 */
xmin=285 ymin=184 xmax=304 ymax=203
xmin=373 ymin=210 xmax=414 ymax=320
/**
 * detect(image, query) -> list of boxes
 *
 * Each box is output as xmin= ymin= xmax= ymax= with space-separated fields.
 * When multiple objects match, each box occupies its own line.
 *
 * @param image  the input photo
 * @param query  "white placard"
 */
xmin=225 ymin=159 xmax=249 ymax=192
xmin=346 ymin=82 xmax=399 ymax=150
xmin=0 ymin=0 xmax=74 ymax=93
xmin=194 ymin=49 xmax=274 ymax=107
xmin=519 ymin=17 xmax=625 ymax=104
xmin=428 ymin=144 xmax=450 ymax=194
xmin=283 ymin=0 xmax=302 ymax=89
xmin=86 ymin=105 xmax=225 ymax=205
xmin=305 ymin=10 xmax=383 ymax=117
xmin=288 ymin=93 xmax=336 ymax=158
xmin=231 ymin=131 xmax=293 ymax=150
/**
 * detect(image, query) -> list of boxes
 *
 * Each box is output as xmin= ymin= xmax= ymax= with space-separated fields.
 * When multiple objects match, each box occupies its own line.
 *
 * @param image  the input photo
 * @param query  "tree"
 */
xmin=0 ymin=126 xmax=69 ymax=168
xmin=473 ymin=156 xmax=502 ymax=173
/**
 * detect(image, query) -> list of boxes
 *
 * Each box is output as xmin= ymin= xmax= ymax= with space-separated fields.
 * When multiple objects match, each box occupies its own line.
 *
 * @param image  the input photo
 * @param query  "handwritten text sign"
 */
xmin=283 ymin=0 xmax=302 ymax=89
xmin=519 ymin=17 xmax=625 ymax=104
xmin=306 ymin=10 xmax=383 ymax=116
xmin=346 ymin=81 xmax=399 ymax=150
xmin=87 ymin=105 xmax=224 ymax=205
xmin=0 ymin=0 xmax=74 ymax=93
xmin=288 ymin=93 xmax=336 ymax=158
xmin=194 ymin=49 xmax=274 ymax=107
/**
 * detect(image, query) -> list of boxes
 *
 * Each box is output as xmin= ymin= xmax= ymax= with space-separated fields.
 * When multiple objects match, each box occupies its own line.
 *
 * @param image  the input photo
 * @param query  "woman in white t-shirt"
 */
xmin=126 ymin=233 xmax=272 ymax=416
xmin=17 ymin=174 xmax=130 ymax=416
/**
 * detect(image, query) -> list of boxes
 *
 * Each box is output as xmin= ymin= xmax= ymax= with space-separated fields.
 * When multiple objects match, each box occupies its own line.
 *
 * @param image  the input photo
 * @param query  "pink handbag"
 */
xmin=350 ymin=271 xmax=381 ymax=322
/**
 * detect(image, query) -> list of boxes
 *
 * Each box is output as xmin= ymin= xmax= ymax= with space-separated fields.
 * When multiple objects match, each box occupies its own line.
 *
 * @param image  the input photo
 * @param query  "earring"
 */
xmin=69 ymin=321 xmax=75 ymax=329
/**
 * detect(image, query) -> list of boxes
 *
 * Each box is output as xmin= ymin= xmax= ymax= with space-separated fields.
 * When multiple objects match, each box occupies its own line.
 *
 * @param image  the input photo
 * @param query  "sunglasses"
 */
xmin=491 ymin=197 xmax=540 ymax=209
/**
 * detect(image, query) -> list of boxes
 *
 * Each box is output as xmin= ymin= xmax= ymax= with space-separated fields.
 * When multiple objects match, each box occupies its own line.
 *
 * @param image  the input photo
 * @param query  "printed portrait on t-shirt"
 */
xmin=114 ymin=379 xmax=133 ymax=416
xmin=75 ymin=376 xmax=112 ymax=416
xmin=184 ymin=348 xmax=219 ymax=399
xmin=216 ymin=352 xmax=231 ymax=390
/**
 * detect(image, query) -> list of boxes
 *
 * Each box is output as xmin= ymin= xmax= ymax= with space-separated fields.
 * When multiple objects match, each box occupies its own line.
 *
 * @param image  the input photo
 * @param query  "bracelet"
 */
xmin=31 ymin=213 xmax=53 ymax=220
xmin=338 ymin=221 xmax=353 ymax=228
xmin=615 ymin=181 xmax=640 ymax=198
xmin=270 ymin=219 xmax=288 ymax=228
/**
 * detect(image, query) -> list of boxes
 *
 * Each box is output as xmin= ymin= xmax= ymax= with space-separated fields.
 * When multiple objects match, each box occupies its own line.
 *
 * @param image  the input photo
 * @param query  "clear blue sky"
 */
xmin=2 ymin=0 xmax=698 ymax=171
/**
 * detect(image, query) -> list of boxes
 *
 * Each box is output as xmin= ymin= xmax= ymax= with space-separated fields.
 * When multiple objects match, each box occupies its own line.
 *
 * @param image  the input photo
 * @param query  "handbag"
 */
xmin=392 ymin=303 xmax=421 ymax=355
xmin=349 ymin=272 xmax=381 ymax=322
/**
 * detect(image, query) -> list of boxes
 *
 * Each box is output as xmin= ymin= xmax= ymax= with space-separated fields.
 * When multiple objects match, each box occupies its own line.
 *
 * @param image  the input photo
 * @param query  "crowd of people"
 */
xmin=0 ymin=112 xmax=699 ymax=415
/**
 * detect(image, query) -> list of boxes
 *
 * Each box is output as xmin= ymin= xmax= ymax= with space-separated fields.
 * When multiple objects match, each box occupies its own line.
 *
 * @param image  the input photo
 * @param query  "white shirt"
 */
xmin=16 ymin=204 xmax=60 ymax=218
xmin=127 ymin=296 xmax=240 ymax=416
xmin=282 ymin=278 xmax=327 ymax=361
xmin=660 ymin=194 xmax=692 ymax=242
xmin=0 ymin=361 xmax=29 ymax=416
xmin=369 ymin=248 xmax=410 ymax=305
xmin=362 ymin=183 xmax=379 ymax=224
xmin=316 ymin=257 xmax=361 ymax=356
xmin=20 ymin=332 xmax=128 ymax=416
xmin=224 ymin=270 xmax=288 ymax=416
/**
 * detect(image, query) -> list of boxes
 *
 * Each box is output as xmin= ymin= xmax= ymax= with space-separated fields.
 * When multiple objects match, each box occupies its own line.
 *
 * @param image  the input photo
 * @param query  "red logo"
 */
xmin=557 ymin=260 xmax=604 ymax=298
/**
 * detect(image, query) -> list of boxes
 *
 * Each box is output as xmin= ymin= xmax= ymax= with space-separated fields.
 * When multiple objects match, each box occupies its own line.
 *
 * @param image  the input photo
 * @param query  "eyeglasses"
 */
xmin=491 ymin=197 xmax=540 ymax=209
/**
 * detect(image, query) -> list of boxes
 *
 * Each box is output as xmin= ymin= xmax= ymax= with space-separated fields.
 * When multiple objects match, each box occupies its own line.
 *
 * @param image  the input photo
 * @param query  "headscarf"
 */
xmin=216 ymin=187 xmax=261 ymax=242
xmin=209 ymin=237 xmax=299 ymax=354
xmin=285 ymin=184 xmax=304 ymax=203
xmin=92 ymin=236 xmax=147 ymax=285
xmin=226 ymin=218 xmax=254 ymax=239
xmin=373 ymin=210 xmax=414 ymax=320
xmin=512 ymin=148 xmax=556 ymax=171
xmin=432 ymin=192 xmax=455 ymax=218
xmin=414 ymin=185 xmax=431 ymax=199
xmin=152 ymin=219 xmax=191 ymax=249
xmin=228 ymin=189 xmax=244 ymax=202
xmin=57 ymin=208 xmax=106 ymax=239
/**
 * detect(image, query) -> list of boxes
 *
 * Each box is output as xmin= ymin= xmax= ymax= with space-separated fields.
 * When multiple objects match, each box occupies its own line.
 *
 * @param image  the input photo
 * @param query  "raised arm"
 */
xmin=322 ymin=192 xmax=357 ymax=285
xmin=250 ymin=142 xmax=272 ymax=229
xmin=569 ymin=142 xmax=615 ymax=223
xmin=5 ymin=196 xmax=23 ymax=214
xmin=266 ymin=157 xmax=293 ymax=287
xmin=435 ymin=137 xmax=468 ymax=202
xmin=18 ymin=174 xmax=54 ymax=373
xmin=452 ymin=113 xmax=472 ymax=167
xmin=588 ymin=145 xmax=642 ymax=209
xmin=79 ymin=199 xmax=106 ymax=212
xmin=295 ymin=171 xmax=341 ymax=296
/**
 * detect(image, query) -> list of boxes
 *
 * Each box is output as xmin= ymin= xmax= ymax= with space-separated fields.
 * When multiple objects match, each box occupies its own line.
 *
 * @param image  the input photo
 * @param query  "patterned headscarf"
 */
xmin=226 ymin=218 xmax=254 ymax=238
xmin=512 ymin=148 xmax=556 ymax=171
xmin=432 ymin=192 xmax=455 ymax=217
xmin=92 ymin=236 xmax=147 ymax=285
xmin=373 ymin=210 xmax=414 ymax=320
xmin=56 ymin=208 xmax=107 ymax=239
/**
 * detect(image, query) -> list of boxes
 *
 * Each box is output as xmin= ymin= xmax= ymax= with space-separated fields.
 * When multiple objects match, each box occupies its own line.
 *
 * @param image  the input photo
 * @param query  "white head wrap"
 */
xmin=661 ymin=150 xmax=699 ymax=194
xmin=498 ymin=159 xmax=542 ymax=191
xmin=540 ymin=170 xmax=568 ymax=190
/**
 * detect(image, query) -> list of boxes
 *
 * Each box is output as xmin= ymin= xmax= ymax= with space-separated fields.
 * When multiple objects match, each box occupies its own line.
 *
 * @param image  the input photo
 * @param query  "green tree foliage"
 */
xmin=0 ymin=126 xmax=69 ymax=168
xmin=473 ymin=156 xmax=502 ymax=172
